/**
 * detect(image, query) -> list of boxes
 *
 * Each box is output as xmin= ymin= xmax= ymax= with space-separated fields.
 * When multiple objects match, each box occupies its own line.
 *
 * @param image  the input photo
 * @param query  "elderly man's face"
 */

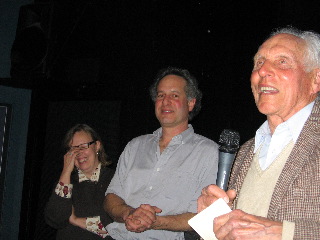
xmin=251 ymin=33 xmax=316 ymax=122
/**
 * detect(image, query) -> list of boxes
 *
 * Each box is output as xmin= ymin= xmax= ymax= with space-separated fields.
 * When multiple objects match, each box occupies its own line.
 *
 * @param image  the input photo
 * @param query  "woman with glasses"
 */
xmin=45 ymin=124 xmax=114 ymax=239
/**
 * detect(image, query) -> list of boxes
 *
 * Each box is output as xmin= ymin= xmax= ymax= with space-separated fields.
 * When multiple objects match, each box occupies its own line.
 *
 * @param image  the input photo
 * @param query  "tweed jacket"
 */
xmin=228 ymin=97 xmax=320 ymax=239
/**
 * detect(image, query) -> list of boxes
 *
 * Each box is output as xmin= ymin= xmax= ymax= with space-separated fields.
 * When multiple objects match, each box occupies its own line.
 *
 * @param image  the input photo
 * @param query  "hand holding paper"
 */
xmin=188 ymin=198 xmax=231 ymax=240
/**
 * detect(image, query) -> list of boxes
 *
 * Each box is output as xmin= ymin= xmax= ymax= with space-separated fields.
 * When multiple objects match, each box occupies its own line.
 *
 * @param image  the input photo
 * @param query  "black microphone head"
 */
xmin=219 ymin=129 xmax=240 ymax=153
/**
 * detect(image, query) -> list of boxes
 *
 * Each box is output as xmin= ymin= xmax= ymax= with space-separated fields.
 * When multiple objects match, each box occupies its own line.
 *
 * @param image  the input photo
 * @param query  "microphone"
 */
xmin=216 ymin=129 xmax=240 ymax=191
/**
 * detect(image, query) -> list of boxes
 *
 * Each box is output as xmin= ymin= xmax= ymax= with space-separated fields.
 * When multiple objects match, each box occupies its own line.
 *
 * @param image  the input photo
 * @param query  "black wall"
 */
xmin=3 ymin=0 xmax=320 ymax=239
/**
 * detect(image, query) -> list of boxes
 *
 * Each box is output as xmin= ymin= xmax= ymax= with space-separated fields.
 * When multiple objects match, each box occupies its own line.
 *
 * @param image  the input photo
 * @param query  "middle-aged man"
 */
xmin=198 ymin=27 xmax=320 ymax=239
xmin=104 ymin=67 xmax=219 ymax=239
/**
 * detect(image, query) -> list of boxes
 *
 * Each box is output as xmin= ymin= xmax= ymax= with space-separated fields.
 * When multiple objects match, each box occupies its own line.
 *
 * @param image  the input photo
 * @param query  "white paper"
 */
xmin=188 ymin=198 xmax=232 ymax=240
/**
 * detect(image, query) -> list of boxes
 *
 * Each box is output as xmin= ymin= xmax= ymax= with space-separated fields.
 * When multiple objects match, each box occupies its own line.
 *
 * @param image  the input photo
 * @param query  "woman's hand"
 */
xmin=69 ymin=206 xmax=86 ymax=230
xmin=69 ymin=206 xmax=77 ymax=226
xmin=59 ymin=150 xmax=78 ymax=184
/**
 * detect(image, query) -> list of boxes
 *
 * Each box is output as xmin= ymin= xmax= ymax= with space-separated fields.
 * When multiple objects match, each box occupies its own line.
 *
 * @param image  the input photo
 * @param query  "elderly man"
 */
xmin=105 ymin=67 xmax=219 ymax=239
xmin=198 ymin=27 xmax=320 ymax=239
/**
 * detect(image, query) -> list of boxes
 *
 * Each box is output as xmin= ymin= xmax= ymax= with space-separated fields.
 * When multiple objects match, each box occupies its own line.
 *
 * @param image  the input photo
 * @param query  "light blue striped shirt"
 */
xmin=106 ymin=125 xmax=219 ymax=240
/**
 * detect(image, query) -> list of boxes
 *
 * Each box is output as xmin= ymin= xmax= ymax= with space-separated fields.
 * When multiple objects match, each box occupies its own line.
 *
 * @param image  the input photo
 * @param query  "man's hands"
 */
xmin=125 ymin=204 xmax=162 ymax=233
xmin=214 ymin=209 xmax=283 ymax=240
xmin=197 ymin=185 xmax=283 ymax=239
xmin=105 ymin=193 xmax=194 ymax=233
xmin=197 ymin=185 xmax=236 ymax=212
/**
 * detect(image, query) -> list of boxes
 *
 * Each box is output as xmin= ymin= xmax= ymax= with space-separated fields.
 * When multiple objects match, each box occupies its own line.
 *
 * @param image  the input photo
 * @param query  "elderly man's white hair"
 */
xmin=269 ymin=26 xmax=320 ymax=72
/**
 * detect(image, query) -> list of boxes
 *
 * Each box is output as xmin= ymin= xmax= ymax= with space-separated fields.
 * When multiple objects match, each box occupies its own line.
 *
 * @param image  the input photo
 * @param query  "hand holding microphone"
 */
xmin=197 ymin=129 xmax=240 ymax=212
xmin=216 ymin=129 xmax=240 ymax=191
xmin=192 ymin=130 xmax=240 ymax=239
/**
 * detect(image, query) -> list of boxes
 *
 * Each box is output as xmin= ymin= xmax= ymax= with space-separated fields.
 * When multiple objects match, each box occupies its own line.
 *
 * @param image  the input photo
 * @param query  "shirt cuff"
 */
xmin=282 ymin=220 xmax=295 ymax=240
xmin=55 ymin=181 xmax=73 ymax=198
xmin=86 ymin=216 xmax=109 ymax=238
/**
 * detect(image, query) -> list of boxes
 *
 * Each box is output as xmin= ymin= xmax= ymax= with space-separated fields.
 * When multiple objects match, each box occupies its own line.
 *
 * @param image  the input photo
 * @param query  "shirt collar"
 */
xmin=254 ymin=101 xmax=314 ymax=152
xmin=78 ymin=162 xmax=101 ymax=183
xmin=287 ymin=101 xmax=314 ymax=142
xmin=153 ymin=124 xmax=194 ymax=143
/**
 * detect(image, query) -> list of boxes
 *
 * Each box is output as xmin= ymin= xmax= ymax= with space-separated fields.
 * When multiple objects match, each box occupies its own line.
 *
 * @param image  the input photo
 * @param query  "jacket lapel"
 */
xmin=230 ymin=139 xmax=255 ymax=207
xmin=268 ymin=97 xmax=320 ymax=218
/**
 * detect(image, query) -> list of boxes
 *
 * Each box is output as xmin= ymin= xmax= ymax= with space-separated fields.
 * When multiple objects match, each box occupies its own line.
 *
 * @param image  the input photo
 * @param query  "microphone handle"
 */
xmin=216 ymin=151 xmax=236 ymax=191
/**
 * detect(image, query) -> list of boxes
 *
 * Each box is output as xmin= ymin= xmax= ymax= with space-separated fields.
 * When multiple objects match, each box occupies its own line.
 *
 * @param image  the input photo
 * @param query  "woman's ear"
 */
xmin=95 ymin=140 xmax=101 ymax=152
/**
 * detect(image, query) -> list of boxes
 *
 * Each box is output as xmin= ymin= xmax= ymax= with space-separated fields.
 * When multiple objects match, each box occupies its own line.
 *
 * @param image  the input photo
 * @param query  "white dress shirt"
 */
xmin=254 ymin=101 xmax=314 ymax=170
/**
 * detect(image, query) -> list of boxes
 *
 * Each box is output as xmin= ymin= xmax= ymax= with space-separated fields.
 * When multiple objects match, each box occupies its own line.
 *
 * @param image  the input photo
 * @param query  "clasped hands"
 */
xmin=198 ymin=185 xmax=282 ymax=240
xmin=124 ymin=204 xmax=162 ymax=233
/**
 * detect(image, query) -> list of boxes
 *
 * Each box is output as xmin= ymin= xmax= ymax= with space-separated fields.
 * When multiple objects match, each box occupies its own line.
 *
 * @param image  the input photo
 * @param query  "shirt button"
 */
xmin=157 ymin=168 xmax=160 ymax=172
xmin=149 ymin=186 xmax=153 ymax=190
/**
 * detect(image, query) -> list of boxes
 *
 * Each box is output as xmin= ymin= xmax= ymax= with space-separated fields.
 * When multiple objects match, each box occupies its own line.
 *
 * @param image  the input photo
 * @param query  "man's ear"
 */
xmin=188 ymin=98 xmax=196 ymax=111
xmin=311 ymin=68 xmax=320 ymax=94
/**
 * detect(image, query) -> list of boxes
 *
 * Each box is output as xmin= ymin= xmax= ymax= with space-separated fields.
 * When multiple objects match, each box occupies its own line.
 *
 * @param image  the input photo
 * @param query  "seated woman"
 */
xmin=45 ymin=124 xmax=114 ymax=239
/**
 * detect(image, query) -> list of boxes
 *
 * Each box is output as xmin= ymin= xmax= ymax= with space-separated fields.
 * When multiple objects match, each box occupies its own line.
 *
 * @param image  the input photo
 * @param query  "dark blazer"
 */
xmin=229 ymin=97 xmax=320 ymax=239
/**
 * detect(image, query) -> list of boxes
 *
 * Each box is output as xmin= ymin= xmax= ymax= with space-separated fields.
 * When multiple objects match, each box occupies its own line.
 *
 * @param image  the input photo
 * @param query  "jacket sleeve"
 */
xmin=44 ymin=187 xmax=73 ymax=229
xmin=293 ymin=219 xmax=320 ymax=239
xmin=100 ymin=168 xmax=115 ymax=227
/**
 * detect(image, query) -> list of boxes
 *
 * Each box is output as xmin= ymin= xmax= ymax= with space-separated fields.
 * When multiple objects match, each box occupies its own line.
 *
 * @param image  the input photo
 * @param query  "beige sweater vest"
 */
xmin=236 ymin=141 xmax=294 ymax=217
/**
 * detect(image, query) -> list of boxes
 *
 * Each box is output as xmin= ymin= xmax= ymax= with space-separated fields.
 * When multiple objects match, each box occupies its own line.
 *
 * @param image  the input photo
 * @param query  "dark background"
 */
xmin=2 ymin=0 xmax=320 ymax=239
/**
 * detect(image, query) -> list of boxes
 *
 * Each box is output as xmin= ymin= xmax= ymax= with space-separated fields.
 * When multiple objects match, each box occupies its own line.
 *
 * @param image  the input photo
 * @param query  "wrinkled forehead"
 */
xmin=255 ymin=33 xmax=306 ymax=58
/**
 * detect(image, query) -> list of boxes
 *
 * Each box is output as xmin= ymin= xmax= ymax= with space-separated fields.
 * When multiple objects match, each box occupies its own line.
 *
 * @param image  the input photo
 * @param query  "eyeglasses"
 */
xmin=70 ymin=141 xmax=95 ymax=150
